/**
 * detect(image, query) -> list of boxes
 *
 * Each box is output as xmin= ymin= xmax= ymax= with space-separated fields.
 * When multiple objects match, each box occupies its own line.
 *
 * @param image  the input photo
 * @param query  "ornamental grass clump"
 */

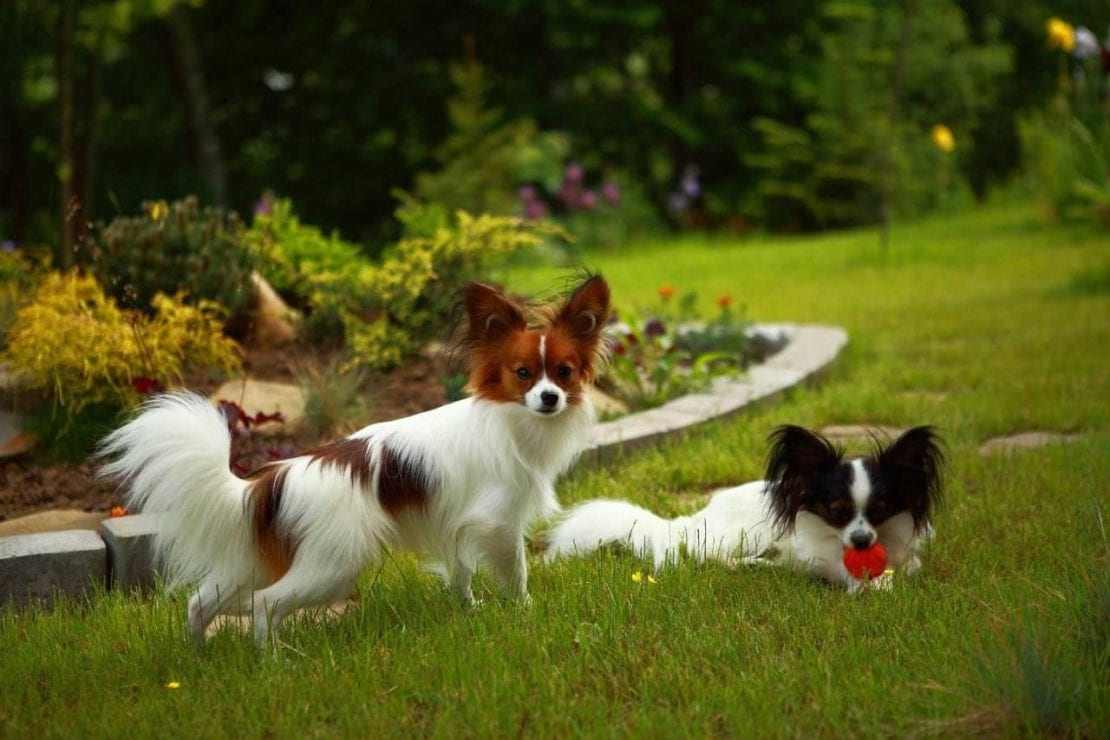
xmin=6 ymin=271 xmax=240 ymax=418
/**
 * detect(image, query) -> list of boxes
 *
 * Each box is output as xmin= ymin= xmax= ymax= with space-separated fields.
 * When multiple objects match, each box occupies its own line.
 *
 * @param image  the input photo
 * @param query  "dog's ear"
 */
xmin=463 ymin=283 xmax=527 ymax=342
xmin=878 ymin=426 xmax=944 ymax=532
xmin=765 ymin=425 xmax=842 ymax=532
xmin=553 ymin=274 xmax=611 ymax=378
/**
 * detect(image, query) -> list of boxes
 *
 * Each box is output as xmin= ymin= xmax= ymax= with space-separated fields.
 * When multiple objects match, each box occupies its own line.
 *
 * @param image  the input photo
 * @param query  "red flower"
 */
xmin=716 ymin=294 xmax=732 ymax=308
xmin=658 ymin=284 xmax=675 ymax=300
xmin=132 ymin=377 xmax=165 ymax=396
xmin=108 ymin=506 xmax=129 ymax=518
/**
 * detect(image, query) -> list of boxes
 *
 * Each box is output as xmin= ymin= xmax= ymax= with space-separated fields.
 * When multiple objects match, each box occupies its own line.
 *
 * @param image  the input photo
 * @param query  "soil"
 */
xmin=0 ymin=346 xmax=452 ymax=522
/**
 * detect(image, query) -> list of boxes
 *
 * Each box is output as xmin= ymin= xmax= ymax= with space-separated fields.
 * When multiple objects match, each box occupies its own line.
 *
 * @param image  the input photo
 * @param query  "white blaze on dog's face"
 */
xmin=522 ymin=335 xmax=567 ymax=415
xmin=842 ymin=459 xmax=878 ymax=549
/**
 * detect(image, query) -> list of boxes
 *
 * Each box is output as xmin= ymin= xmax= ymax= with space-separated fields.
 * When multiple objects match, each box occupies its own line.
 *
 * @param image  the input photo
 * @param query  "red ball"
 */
xmin=843 ymin=542 xmax=888 ymax=580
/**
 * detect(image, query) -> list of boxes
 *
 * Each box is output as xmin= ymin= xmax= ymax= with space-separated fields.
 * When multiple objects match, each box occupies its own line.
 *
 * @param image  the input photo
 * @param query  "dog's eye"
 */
xmin=557 ymin=365 xmax=573 ymax=379
xmin=516 ymin=367 xmax=531 ymax=380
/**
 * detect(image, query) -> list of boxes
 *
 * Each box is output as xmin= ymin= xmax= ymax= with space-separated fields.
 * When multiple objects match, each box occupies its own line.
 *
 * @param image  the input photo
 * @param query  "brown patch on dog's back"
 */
xmin=245 ymin=464 xmax=294 ymax=582
xmin=377 ymin=445 xmax=429 ymax=518
xmin=306 ymin=437 xmax=374 ymax=487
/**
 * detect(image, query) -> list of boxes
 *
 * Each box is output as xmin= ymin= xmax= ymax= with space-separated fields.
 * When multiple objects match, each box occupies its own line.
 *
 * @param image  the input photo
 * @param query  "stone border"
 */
xmin=582 ymin=323 xmax=848 ymax=465
xmin=0 ymin=323 xmax=848 ymax=608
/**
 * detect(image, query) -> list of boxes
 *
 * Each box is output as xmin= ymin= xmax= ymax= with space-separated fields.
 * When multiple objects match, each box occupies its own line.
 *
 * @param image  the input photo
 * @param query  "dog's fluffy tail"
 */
xmin=545 ymin=499 xmax=683 ymax=570
xmin=546 ymin=483 xmax=776 ymax=570
xmin=97 ymin=392 xmax=253 ymax=589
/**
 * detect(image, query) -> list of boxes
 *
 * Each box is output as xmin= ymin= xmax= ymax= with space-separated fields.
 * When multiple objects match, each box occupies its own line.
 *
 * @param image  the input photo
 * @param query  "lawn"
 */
xmin=2 ymin=200 xmax=1107 ymax=736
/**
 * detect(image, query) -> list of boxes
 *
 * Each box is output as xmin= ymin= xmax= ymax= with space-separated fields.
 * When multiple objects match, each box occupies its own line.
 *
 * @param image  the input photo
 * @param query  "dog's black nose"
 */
xmin=540 ymin=391 xmax=560 ymax=408
xmin=849 ymin=530 xmax=873 ymax=549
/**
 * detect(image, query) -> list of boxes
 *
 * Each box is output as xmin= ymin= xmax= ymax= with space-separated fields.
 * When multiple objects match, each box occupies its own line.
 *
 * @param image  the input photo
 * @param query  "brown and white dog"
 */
xmin=100 ymin=275 xmax=611 ymax=645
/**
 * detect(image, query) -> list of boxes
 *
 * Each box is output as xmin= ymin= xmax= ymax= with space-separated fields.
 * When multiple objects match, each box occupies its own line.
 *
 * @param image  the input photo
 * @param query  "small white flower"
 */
xmin=263 ymin=68 xmax=294 ymax=92
xmin=1073 ymin=26 xmax=1100 ymax=59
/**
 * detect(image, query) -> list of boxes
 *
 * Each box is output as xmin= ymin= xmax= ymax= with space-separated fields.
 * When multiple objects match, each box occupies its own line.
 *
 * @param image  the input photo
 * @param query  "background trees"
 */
xmin=1 ymin=0 xmax=1106 ymax=253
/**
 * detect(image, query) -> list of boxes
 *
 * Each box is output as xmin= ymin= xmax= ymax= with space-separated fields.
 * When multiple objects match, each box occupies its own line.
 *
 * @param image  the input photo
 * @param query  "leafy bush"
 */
xmin=1019 ymin=20 xmax=1110 ymax=227
xmin=0 ymin=245 xmax=38 ymax=348
xmin=87 ymin=196 xmax=256 ymax=313
xmin=5 ymin=271 xmax=241 ymax=419
xmin=340 ymin=209 xmax=567 ymax=369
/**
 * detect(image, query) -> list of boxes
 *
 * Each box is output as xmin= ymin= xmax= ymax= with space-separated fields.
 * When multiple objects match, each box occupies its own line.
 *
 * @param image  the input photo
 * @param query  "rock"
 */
xmin=0 ymin=409 xmax=36 ymax=458
xmin=211 ymin=378 xmax=305 ymax=435
xmin=100 ymin=513 xmax=162 ymax=592
xmin=249 ymin=270 xmax=300 ymax=347
xmin=588 ymin=386 xmax=629 ymax=416
xmin=819 ymin=425 xmax=905 ymax=443
xmin=0 ymin=510 xmax=105 ymax=537
xmin=0 ymin=530 xmax=106 ymax=608
xmin=979 ymin=431 xmax=1082 ymax=456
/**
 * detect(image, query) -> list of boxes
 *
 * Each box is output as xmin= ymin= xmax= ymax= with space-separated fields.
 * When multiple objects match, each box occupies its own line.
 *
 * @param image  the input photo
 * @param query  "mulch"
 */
xmin=0 ymin=348 xmax=452 ymax=522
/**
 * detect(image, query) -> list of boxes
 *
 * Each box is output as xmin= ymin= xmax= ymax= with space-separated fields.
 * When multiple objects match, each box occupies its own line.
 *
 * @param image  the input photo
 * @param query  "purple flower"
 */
xmin=517 ymin=184 xmax=538 ymax=202
xmin=644 ymin=318 xmax=666 ymax=338
xmin=558 ymin=184 xmax=580 ymax=207
xmin=601 ymin=182 xmax=621 ymax=205
xmin=681 ymin=165 xmax=701 ymax=198
xmin=579 ymin=190 xmax=598 ymax=211
xmin=523 ymin=199 xmax=549 ymax=220
xmin=253 ymin=197 xmax=273 ymax=217
xmin=564 ymin=162 xmax=585 ymax=185
xmin=1 ymin=240 xmax=15 ymax=253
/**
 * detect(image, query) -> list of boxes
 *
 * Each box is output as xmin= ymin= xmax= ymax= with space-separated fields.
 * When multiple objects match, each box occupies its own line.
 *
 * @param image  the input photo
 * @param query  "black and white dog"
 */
xmin=546 ymin=425 xmax=944 ymax=591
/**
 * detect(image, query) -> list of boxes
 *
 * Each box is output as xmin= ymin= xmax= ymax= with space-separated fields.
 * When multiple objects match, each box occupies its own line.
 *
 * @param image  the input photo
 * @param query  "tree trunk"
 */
xmin=56 ymin=0 xmax=75 ymax=268
xmin=878 ymin=0 xmax=918 ymax=257
xmin=167 ymin=3 xmax=227 ymax=208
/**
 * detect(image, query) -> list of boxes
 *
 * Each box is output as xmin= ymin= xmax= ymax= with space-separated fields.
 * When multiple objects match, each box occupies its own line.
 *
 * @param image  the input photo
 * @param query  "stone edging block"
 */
xmin=0 ymin=530 xmax=106 ymax=608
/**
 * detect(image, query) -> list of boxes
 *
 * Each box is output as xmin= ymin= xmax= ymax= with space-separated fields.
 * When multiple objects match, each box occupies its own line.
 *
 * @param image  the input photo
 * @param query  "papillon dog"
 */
xmin=99 ymin=275 xmax=611 ymax=644
xmin=546 ymin=425 xmax=943 ymax=591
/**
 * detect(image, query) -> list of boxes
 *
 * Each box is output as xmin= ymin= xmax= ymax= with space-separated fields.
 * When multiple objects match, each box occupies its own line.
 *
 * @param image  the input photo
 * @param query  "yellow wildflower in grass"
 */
xmin=647 ymin=574 xmax=657 ymax=584
xmin=931 ymin=124 xmax=955 ymax=153
xmin=1046 ymin=17 xmax=1075 ymax=52
xmin=165 ymin=681 xmax=181 ymax=689
xmin=631 ymin=571 xmax=643 ymax=583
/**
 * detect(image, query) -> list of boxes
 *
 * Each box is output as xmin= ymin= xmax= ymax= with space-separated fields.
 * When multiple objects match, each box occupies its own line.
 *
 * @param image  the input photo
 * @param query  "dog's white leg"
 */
xmin=187 ymin=580 xmax=246 ymax=646
xmin=450 ymin=561 xmax=478 ymax=606
xmin=485 ymin=528 xmax=529 ymax=603
xmin=250 ymin=557 xmax=360 ymax=647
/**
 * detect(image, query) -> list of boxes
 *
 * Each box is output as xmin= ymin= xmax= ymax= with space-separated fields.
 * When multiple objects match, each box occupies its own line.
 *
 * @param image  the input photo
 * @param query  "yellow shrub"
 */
xmin=6 ymin=272 xmax=240 ymax=415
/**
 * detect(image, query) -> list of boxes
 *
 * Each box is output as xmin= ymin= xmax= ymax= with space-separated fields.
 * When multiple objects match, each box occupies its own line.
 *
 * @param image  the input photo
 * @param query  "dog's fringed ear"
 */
xmin=878 ymin=426 xmax=944 ymax=532
xmin=463 ymin=283 xmax=527 ymax=343
xmin=554 ymin=274 xmax=612 ymax=377
xmin=765 ymin=425 xmax=843 ymax=533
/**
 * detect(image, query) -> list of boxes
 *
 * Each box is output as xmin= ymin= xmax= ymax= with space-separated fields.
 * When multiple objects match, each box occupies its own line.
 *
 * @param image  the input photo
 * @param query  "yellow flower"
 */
xmin=165 ymin=681 xmax=181 ymax=689
xmin=1046 ymin=17 xmax=1076 ymax=52
xmin=147 ymin=200 xmax=169 ymax=223
xmin=931 ymin=124 xmax=955 ymax=153
xmin=647 ymin=574 xmax=657 ymax=584
xmin=631 ymin=571 xmax=643 ymax=583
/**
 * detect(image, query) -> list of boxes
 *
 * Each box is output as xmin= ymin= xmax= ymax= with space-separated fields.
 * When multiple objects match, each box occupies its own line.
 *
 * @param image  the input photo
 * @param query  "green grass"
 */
xmin=3 ymin=202 xmax=1108 ymax=736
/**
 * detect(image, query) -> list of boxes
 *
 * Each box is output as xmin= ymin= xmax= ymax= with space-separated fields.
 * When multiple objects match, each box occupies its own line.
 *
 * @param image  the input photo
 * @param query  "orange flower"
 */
xmin=658 ymin=284 xmax=675 ymax=300
xmin=716 ymin=294 xmax=732 ymax=308
xmin=109 ymin=506 xmax=129 ymax=518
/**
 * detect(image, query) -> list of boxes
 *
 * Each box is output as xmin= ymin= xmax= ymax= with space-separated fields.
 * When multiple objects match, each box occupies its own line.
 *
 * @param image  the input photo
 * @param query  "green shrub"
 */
xmin=341 ymin=209 xmax=567 ymax=370
xmin=5 ymin=271 xmax=241 ymax=420
xmin=1020 ymin=98 xmax=1110 ymax=227
xmin=87 ymin=196 xmax=256 ymax=313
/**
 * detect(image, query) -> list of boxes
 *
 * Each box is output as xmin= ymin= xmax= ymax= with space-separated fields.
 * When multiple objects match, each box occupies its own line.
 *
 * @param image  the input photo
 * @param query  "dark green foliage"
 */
xmin=86 ymin=196 xmax=256 ymax=314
